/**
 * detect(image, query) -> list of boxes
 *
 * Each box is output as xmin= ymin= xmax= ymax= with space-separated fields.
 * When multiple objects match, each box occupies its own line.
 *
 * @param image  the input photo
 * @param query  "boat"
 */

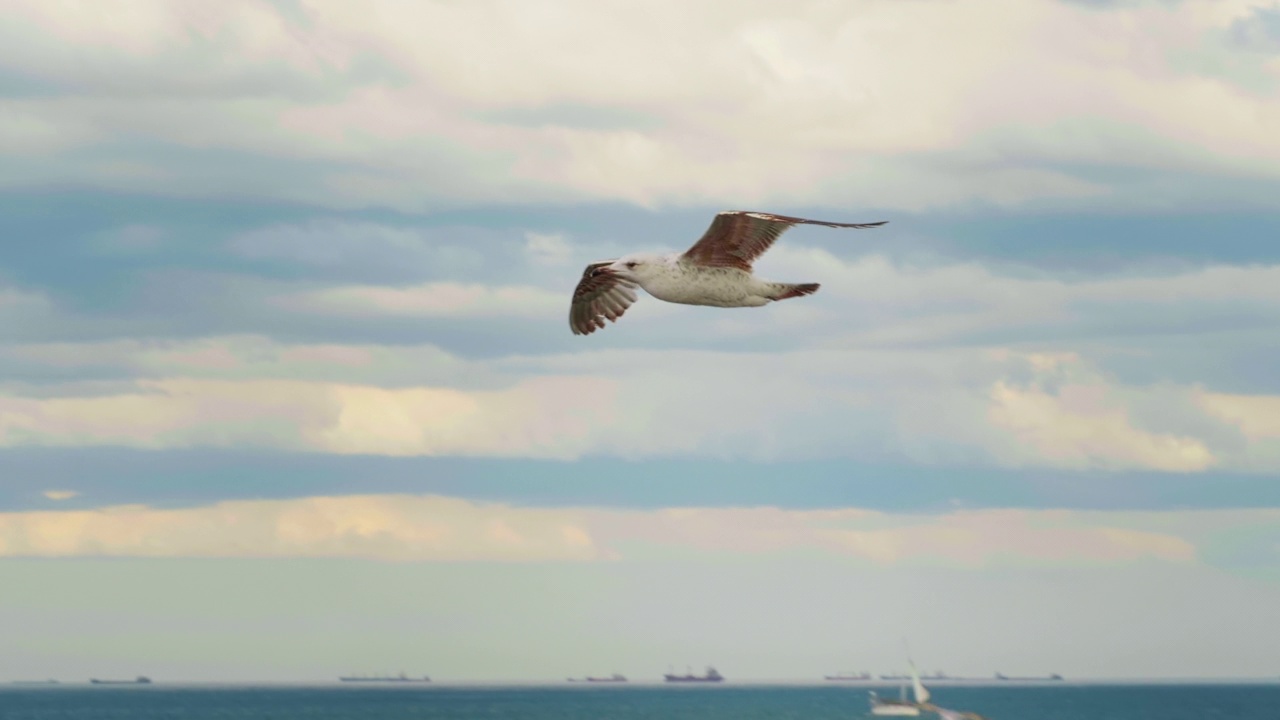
xmin=994 ymin=672 xmax=1063 ymax=681
xmin=870 ymin=661 xmax=929 ymax=716
xmin=825 ymin=671 xmax=873 ymax=681
xmin=663 ymin=666 xmax=724 ymax=683
xmin=90 ymin=676 xmax=151 ymax=685
xmin=568 ymin=673 xmax=627 ymax=682
xmin=870 ymin=690 xmax=922 ymax=717
xmin=338 ymin=673 xmax=430 ymax=682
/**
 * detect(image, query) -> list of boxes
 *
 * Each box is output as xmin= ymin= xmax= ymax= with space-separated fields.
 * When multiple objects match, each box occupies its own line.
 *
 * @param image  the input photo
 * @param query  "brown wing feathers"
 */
xmin=681 ymin=210 xmax=887 ymax=272
xmin=569 ymin=261 xmax=639 ymax=336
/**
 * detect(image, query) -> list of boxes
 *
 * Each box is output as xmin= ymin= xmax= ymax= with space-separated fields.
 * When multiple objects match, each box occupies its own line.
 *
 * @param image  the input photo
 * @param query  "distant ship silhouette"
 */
xmin=338 ymin=672 xmax=430 ymax=683
xmin=664 ymin=666 xmax=723 ymax=683
xmin=567 ymin=673 xmax=627 ymax=683
xmin=90 ymin=676 xmax=151 ymax=685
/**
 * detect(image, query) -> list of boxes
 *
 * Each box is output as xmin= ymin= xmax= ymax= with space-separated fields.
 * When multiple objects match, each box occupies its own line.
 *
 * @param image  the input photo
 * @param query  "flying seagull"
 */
xmin=569 ymin=210 xmax=887 ymax=335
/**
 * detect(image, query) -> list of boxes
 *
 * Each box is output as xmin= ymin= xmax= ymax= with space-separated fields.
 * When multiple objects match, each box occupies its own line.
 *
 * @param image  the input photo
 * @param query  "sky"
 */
xmin=1 ymin=0 xmax=1280 ymax=684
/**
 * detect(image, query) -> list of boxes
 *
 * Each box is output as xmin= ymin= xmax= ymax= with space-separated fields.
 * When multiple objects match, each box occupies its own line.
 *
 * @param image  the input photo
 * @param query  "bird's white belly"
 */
xmin=642 ymin=266 xmax=767 ymax=308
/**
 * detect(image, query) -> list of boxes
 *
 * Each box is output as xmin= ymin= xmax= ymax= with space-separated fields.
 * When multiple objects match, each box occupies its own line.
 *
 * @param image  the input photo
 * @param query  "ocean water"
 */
xmin=1 ymin=684 xmax=1277 ymax=720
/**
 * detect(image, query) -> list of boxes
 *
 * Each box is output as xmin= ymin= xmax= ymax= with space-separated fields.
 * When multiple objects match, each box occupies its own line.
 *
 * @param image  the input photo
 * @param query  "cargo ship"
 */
xmin=567 ymin=673 xmax=627 ymax=682
xmin=824 ymin=672 xmax=872 ymax=681
xmin=995 ymin=672 xmax=1063 ymax=681
xmin=90 ymin=676 xmax=151 ymax=685
xmin=880 ymin=671 xmax=954 ymax=681
xmin=338 ymin=673 xmax=430 ymax=683
xmin=664 ymin=666 xmax=723 ymax=683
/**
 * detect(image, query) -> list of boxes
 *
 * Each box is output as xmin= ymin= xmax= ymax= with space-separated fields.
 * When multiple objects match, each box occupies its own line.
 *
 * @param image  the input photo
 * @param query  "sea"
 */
xmin=1 ymin=683 xmax=1278 ymax=720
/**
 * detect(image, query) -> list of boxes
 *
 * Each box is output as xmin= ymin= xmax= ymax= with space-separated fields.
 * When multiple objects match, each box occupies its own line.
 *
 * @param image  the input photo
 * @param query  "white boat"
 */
xmin=869 ymin=689 xmax=922 ymax=716
xmin=869 ymin=660 xmax=930 ymax=716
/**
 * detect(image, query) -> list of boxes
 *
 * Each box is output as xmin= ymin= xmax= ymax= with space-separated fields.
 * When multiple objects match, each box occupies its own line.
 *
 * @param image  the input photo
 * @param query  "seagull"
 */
xmin=568 ymin=210 xmax=887 ymax=335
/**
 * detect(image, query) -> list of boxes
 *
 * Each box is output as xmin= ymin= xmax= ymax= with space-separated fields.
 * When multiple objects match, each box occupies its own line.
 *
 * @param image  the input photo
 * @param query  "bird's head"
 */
xmin=607 ymin=253 xmax=666 ymax=282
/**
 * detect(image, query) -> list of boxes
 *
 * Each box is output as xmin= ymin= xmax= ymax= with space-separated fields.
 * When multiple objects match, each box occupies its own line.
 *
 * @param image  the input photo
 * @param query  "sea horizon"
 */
xmin=5 ymin=682 xmax=1279 ymax=720
xmin=8 ymin=677 xmax=1280 ymax=687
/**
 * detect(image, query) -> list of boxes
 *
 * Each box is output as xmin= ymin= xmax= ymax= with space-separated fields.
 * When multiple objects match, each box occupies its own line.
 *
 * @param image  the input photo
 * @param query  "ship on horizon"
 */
xmin=664 ymin=666 xmax=723 ymax=683
xmin=90 ymin=676 xmax=151 ymax=685
xmin=338 ymin=672 xmax=430 ymax=683
xmin=567 ymin=673 xmax=627 ymax=683
xmin=824 ymin=671 xmax=873 ymax=681
xmin=880 ymin=671 xmax=956 ymax=681
xmin=874 ymin=671 xmax=1064 ymax=683
xmin=995 ymin=672 xmax=1063 ymax=682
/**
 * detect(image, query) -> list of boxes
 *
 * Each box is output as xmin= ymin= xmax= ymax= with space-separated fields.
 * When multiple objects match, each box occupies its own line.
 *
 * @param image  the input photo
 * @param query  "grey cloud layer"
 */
xmin=0 ymin=0 xmax=1278 ymax=479
xmin=0 ymin=337 xmax=1276 ymax=473
xmin=2 ymin=0 xmax=1280 ymax=212
xmin=0 ymin=494 xmax=1225 ymax=567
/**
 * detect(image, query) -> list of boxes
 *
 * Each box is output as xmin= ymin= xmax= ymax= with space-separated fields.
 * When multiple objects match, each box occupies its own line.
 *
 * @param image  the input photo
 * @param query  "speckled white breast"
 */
xmin=638 ymin=258 xmax=770 ymax=307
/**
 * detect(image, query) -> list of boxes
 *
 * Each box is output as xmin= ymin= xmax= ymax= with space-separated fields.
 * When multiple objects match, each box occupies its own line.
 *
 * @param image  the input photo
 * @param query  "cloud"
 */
xmin=276 ymin=282 xmax=565 ymax=319
xmin=1199 ymin=392 xmax=1280 ymax=440
xmin=0 ymin=335 xmax=482 ymax=389
xmin=226 ymin=219 xmax=492 ymax=282
xmin=525 ymin=231 xmax=573 ymax=266
xmin=0 ymin=493 xmax=1210 ymax=566
xmin=822 ymin=511 xmax=1198 ymax=567
xmin=18 ymin=230 xmax=1276 ymax=364
xmin=1229 ymin=5 xmax=1280 ymax=52
xmin=41 ymin=490 xmax=78 ymax=501
xmin=89 ymin=223 xmax=166 ymax=254
xmin=987 ymin=356 xmax=1215 ymax=472
xmin=9 ymin=231 xmax=1280 ymax=361
xmin=748 ymin=247 xmax=1280 ymax=350
xmin=0 ymin=376 xmax=617 ymax=459
xmin=0 ymin=285 xmax=58 ymax=341
xmin=0 ymin=336 xmax=1277 ymax=472
xmin=0 ymin=494 xmax=605 ymax=561
xmin=0 ymin=286 xmax=52 ymax=313
xmin=592 ymin=505 xmax=1198 ymax=567
xmin=2 ymin=0 xmax=1279 ymax=212
xmin=0 ymin=229 xmax=1276 ymax=471
xmin=1196 ymin=391 xmax=1280 ymax=470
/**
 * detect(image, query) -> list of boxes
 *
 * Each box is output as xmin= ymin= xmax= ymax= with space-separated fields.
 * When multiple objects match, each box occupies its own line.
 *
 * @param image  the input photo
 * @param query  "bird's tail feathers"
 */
xmin=771 ymin=283 xmax=820 ymax=301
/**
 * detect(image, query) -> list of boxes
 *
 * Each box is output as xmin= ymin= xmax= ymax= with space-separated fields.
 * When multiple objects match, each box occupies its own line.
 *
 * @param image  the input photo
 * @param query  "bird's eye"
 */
xmin=626 ymin=261 xmax=637 ymax=268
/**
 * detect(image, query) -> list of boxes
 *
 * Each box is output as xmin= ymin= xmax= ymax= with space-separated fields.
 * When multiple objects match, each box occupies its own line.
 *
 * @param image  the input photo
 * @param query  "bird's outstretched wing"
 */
xmin=569 ymin=260 xmax=640 ymax=336
xmin=681 ymin=210 xmax=887 ymax=272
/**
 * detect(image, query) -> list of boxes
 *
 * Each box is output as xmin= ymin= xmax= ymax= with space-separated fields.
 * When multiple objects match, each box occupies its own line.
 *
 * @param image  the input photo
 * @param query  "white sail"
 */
xmin=909 ymin=660 xmax=930 ymax=705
